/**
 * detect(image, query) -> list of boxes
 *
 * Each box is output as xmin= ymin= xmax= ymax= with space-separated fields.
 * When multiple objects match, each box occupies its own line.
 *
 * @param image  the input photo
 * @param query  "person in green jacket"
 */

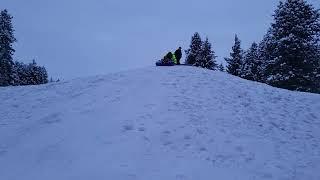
xmin=172 ymin=53 xmax=177 ymax=64
xmin=160 ymin=51 xmax=177 ymax=64
xmin=163 ymin=52 xmax=173 ymax=63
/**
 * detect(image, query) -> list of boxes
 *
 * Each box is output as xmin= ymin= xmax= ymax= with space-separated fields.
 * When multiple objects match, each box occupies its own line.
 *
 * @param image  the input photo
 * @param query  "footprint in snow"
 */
xmin=0 ymin=148 xmax=7 ymax=156
xmin=40 ymin=113 xmax=62 ymax=125
xmin=308 ymin=113 xmax=318 ymax=120
xmin=199 ymin=147 xmax=207 ymax=152
xmin=184 ymin=134 xmax=192 ymax=140
xmin=184 ymin=144 xmax=191 ymax=147
xmin=235 ymin=146 xmax=244 ymax=153
xmin=123 ymin=124 xmax=134 ymax=131
xmin=12 ymin=104 xmax=19 ymax=108
xmin=138 ymin=127 xmax=146 ymax=132
xmin=163 ymin=141 xmax=173 ymax=146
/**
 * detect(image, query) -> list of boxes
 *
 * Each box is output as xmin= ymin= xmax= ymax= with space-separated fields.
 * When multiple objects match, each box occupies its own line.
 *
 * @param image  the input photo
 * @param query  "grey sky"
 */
xmin=2 ymin=0 xmax=319 ymax=79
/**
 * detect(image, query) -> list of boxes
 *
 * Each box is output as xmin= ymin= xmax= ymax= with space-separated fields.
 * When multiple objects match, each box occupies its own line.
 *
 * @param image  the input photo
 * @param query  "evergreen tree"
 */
xmin=39 ymin=65 xmax=49 ymax=84
xmin=194 ymin=38 xmax=218 ymax=70
xmin=242 ymin=42 xmax=262 ymax=81
xmin=225 ymin=35 xmax=243 ymax=76
xmin=316 ymin=54 xmax=320 ymax=92
xmin=0 ymin=9 xmax=16 ymax=86
xmin=26 ymin=60 xmax=48 ymax=85
xmin=258 ymin=32 xmax=272 ymax=82
xmin=13 ymin=60 xmax=48 ymax=86
xmin=316 ymin=34 xmax=320 ymax=92
xmin=26 ymin=60 xmax=37 ymax=85
xmin=218 ymin=63 xmax=225 ymax=72
xmin=11 ymin=61 xmax=20 ymax=85
xmin=264 ymin=0 xmax=320 ymax=93
xmin=185 ymin=32 xmax=202 ymax=65
xmin=13 ymin=61 xmax=27 ymax=85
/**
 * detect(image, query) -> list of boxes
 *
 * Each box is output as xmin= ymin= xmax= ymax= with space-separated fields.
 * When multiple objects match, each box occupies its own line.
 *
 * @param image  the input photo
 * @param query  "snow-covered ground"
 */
xmin=1 ymin=66 xmax=320 ymax=180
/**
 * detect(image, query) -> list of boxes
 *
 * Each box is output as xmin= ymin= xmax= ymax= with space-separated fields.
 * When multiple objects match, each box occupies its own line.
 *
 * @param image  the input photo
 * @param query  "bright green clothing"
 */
xmin=172 ymin=54 xmax=177 ymax=64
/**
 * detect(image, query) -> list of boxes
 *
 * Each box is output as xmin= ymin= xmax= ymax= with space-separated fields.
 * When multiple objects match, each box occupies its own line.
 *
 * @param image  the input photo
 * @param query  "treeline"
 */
xmin=0 ymin=9 xmax=48 ymax=87
xmin=185 ymin=0 xmax=320 ymax=94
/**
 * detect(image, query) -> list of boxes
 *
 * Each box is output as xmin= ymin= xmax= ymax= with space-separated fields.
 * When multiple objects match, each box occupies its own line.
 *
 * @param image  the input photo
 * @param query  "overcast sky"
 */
xmin=2 ymin=0 xmax=319 ymax=79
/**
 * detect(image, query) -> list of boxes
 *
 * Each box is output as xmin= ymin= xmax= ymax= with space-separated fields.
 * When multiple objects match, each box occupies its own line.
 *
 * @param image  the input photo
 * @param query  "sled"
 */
xmin=155 ymin=61 xmax=175 ymax=66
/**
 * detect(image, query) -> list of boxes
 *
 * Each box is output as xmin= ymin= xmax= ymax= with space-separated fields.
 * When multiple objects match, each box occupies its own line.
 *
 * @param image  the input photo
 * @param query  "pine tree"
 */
xmin=14 ymin=61 xmax=26 ymax=85
xmin=27 ymin=60 xmax=48 ymax=85
xmin=12 ymin=60 xmax=48 ymax=86
xmin=194 ymin=38 xmax=218 ymax=70
xmin=185 ymin=32 xmax=202 ymax=65
xmin=0 ymin=9 xmax=16 ymax=86
xmin=11 ymin=61 xmax=20 ymax=85
xmin=316 ymin=55 xmax=320 ymax=93
xmin=242 ymin=42 xmax=262 ymax=81
xmin=225 ymin=35 xmax=243 ymax=76
xmin=258 ymin=32 xmax=271 ymax=83
xmin=315 ymin=33 xmax=320 ymax=92
xmin=39 ymin=65 xmax=48 ymax=84
xmin=218 ymin=63 xmax=225 ymax=72
xmin=264 ymin=0 xmax=320 ymax=93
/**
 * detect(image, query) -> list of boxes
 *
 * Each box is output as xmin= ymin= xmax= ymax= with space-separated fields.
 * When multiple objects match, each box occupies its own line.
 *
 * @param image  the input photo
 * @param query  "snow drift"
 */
xmin=0 ymin=66 xmax=320 ymax=180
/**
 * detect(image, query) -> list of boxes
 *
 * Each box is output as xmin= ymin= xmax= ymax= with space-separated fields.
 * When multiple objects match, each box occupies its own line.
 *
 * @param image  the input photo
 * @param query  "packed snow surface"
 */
xmin=1 ymin=66 xmax=320 ymax=180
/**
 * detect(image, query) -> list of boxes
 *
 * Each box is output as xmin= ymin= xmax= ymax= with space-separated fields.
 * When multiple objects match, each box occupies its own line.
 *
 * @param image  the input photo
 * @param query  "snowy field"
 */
xmin=0 ymin=66 xmax=320 ymax=180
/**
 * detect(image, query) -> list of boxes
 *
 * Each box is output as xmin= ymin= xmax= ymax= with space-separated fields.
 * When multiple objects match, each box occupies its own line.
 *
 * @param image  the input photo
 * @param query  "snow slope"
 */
xmin=1 ymin=66 xmax=320 ymax=180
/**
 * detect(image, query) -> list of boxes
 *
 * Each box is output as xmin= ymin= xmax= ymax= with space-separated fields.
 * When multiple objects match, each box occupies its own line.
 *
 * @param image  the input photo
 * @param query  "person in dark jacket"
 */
xmin=174 ymin=47 xmax=182 ymax=65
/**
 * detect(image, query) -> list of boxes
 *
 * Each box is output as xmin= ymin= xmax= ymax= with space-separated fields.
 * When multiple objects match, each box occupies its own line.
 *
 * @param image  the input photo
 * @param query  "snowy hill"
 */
xmin=1 ymin=66 xmax=320 ymax=180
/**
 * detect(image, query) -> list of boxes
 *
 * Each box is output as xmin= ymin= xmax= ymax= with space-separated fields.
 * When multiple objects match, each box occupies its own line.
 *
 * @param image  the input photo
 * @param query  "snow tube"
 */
xmin=155 ymin=61 xmax=175 ymax=66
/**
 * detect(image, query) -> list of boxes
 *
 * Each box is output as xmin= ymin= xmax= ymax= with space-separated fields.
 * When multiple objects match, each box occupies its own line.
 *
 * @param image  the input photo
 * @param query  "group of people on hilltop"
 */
xmin=156 ymin=47 xmax=182 ymax=66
